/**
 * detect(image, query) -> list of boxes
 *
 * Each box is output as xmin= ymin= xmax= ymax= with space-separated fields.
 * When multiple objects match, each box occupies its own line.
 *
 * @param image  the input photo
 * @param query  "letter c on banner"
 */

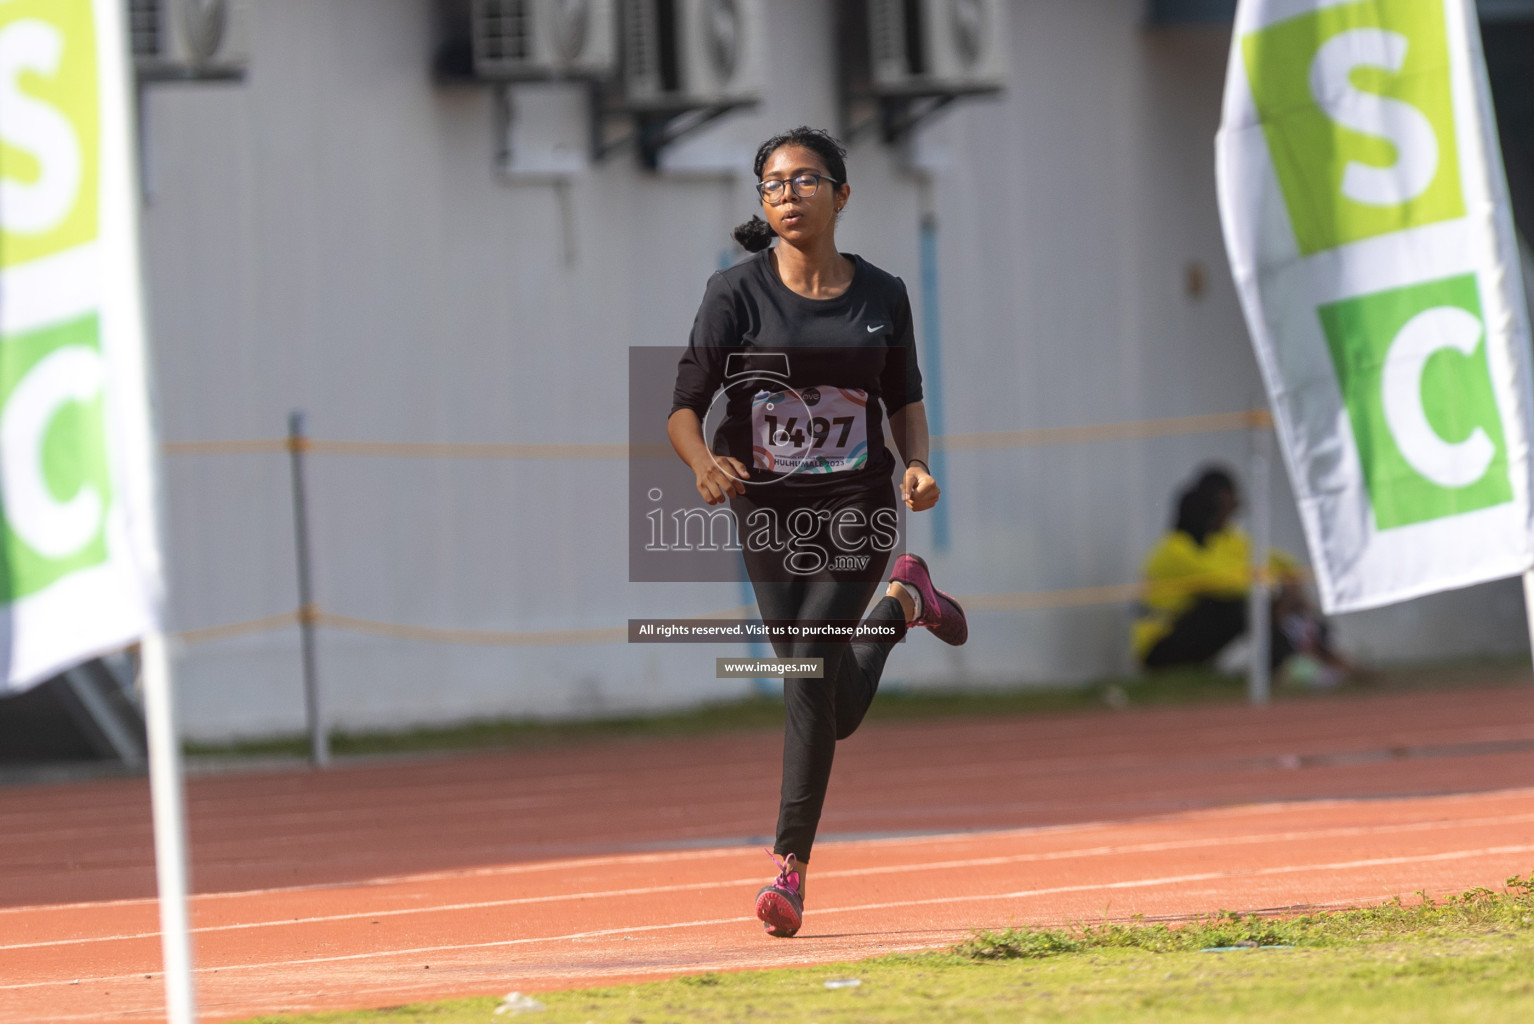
xmin=0 ymin=19 xmax=83 ymax=237
xmin=1309 ymin=28 xmax=1438 ymax=207
xmin=1 ymin=346 xmax=106 ymax=559
xmin=1381 ymin=306 xmax=1496 ymax=489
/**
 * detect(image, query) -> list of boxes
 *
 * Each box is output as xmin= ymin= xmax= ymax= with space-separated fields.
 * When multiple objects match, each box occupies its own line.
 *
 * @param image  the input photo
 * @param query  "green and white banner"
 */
xmin=1218 ymin=0 xmax=1534 ymax=612
xmin=0 ymin=0 xmax=161 ymax=689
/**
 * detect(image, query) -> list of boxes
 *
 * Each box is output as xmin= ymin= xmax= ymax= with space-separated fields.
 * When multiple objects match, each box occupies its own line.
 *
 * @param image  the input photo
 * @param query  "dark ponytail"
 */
xmin=731 ymin=126 xmax=849 ymax=252
xmin=733 ymin=215 xmax=776 ymax=253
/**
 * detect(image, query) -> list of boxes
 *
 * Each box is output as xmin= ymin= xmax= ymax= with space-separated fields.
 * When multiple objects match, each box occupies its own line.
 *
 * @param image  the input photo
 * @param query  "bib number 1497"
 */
xmin=751 ymin=386 xmax=870 ymax=474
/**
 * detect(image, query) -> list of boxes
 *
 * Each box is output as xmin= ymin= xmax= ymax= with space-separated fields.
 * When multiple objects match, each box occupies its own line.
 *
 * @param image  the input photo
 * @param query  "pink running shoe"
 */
xmin=754 ymin=850 xmax=804 ymax=938
xmin=891 ymin=553 xmax=968 ymax=646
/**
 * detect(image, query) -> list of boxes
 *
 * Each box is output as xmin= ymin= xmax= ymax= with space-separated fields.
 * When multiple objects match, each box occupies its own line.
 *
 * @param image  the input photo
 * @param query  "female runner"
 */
xmin=667 ymin=127 xmax=968 ymax=937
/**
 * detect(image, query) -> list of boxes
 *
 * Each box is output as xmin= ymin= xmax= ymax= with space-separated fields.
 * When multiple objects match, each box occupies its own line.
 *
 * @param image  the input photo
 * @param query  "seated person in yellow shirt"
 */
xmin=1132 ymin=467 xmax=1351 ymax=683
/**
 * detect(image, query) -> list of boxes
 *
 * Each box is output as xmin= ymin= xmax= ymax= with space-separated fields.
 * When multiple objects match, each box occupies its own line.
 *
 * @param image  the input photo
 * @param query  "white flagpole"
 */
xmin=140 ymin=630 xmax=197 ymax=1024
xmin=96 ymin=0 xmax=198 ymax=1013
xmin=1522 ymin=572 xmax=1534 ymax=676
xmin=1521 ymin=243 xmax=1534 ymax=677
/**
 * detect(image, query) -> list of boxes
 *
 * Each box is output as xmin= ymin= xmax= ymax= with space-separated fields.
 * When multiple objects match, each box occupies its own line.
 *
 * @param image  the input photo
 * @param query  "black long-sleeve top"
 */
xmin=670 ymin=250 xmax=924 ymax=499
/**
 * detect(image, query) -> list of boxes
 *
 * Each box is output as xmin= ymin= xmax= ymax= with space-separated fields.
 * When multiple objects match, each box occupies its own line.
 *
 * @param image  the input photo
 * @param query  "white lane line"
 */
xmin=6 ymin=811 xmax=1533 ymax=950
xmin=3 ymin=841 xmax=1529 ymax=992
xmin=0 ymin=940 xmax=964 ymax=1024
xmin=810 ymin=843 xmax=1534 ymax=918
xmin=7 ymin=788 xmax=1534 ymax=918
xmin=0 ymin=846 xmax=757 ymax=915
xmin=0 ymin=914 xmax=758 ymax=991
xmin=0 ymin=885 xmax=1488 ymax=1023
xmin=0 ymin=878 xmax=765 ymax=950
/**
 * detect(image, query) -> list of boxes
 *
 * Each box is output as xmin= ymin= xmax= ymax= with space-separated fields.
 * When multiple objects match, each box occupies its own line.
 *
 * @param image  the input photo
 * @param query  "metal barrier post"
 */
xmin=1247 ymin=414 xmax=1273 ymax=706
xmin=288 ymin=411 xmax=328 ymax=766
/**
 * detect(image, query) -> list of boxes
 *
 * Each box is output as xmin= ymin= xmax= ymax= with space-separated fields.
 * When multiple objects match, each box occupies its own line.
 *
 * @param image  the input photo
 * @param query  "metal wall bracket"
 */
xmin=588 ymin=81 xmax=755 ymax=170
xmin=493 ymin=82 xmax=587 ymax=180
xmin=842 ymin=93 xmax=960 ymax=147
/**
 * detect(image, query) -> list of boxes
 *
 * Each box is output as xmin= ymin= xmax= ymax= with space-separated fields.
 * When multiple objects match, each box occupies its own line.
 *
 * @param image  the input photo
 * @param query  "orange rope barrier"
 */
xmin=934 ymin=409 xmax=1272 ymax=453
xmin=165 ymin=408 xmax=1293 ymax=648
xmin=177 ymin=604 xmax=756 ymax=648
xmin=307 ymin=440 xmax=654 ymax=460
xmin=162 ymin=439 xmax=673 ymax=459
xmin=312 ymin=610 xmax=631 ymax=648
xmin=162 ymin=439 xmax=290 ymax=456
xmin=175 ymin=609 xmax=304 ymax=646
xmin=960 ymin=582 xmax=1146 ymax=612
xmin=162 ymin=410 xmax=1274 ymax=460
xmin=172 ymin=567 xmax=1315 ymax=649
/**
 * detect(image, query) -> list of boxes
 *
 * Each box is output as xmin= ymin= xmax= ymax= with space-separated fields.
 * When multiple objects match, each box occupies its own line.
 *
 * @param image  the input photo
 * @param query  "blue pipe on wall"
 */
xmin=919 ymin=214 xmax=951 ymax=551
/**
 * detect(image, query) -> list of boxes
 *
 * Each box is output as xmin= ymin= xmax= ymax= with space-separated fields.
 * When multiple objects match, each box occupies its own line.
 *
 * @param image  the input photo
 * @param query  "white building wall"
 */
xmin=139 ymin=0 xmax=1529 ymax=741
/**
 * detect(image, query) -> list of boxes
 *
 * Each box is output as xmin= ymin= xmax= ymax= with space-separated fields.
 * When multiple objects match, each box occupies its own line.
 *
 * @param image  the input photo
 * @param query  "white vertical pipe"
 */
xmin=1248 ymin=418 xmax=1273 ymax=706
xmin=139 ymin=630 xmax=197 ymax=1024
xmin=1522 ymin=571 xmax=1534 ymax=674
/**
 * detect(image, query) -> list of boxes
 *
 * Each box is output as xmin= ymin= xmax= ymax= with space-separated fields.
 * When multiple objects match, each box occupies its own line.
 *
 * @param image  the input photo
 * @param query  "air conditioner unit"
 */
xmin=620 ymin=0 xmax=761 ymax=110
xmin=470 ymin=0 xmax=617 ymax=80
xmin=129 ymin=0 xmax=249 ymax=81
xmin=867 ymin=0 xmax=1007 ymax=97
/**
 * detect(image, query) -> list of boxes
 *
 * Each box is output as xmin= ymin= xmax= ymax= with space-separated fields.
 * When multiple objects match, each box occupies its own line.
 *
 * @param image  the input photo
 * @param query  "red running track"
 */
xmin=2 ymin=684 xmax=1533 ymax=1023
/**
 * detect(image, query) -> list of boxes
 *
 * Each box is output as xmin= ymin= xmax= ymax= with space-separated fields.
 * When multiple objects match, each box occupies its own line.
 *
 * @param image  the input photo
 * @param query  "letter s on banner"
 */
xmin=0 ymin=19 xmax=83 ymax=236
xmin=1309 ymin=28 xmax=1439 ymax=207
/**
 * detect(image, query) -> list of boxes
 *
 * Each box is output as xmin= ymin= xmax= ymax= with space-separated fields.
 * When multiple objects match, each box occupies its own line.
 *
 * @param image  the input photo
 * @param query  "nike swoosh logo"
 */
xmin=866 ymin=323 xmax=884 ymax=333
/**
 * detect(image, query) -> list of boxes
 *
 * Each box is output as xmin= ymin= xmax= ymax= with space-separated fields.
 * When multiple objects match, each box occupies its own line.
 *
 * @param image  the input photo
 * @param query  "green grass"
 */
xmin=184 ymin=657 xmax=1532 ymax=761
xmin=957 ymin=874 xmax=1534 ymax=957
xmin=229 ymin=876 xmax=1534 ymax=1023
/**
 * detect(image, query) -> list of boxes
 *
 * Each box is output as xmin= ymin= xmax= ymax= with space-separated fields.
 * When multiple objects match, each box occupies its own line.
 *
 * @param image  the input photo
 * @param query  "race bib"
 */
xmin=751 ymin=386 xmax=870 ymax=474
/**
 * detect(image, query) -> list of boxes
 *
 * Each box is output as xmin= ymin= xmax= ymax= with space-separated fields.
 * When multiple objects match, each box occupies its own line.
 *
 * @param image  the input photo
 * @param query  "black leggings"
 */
xmin=734 ymin=485 xmax=907 ymax=864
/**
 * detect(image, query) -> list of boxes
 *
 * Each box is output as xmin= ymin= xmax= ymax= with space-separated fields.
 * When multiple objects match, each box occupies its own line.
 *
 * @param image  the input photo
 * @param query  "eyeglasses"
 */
xmin=756 ymin=173 xmax=841 ymax=205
